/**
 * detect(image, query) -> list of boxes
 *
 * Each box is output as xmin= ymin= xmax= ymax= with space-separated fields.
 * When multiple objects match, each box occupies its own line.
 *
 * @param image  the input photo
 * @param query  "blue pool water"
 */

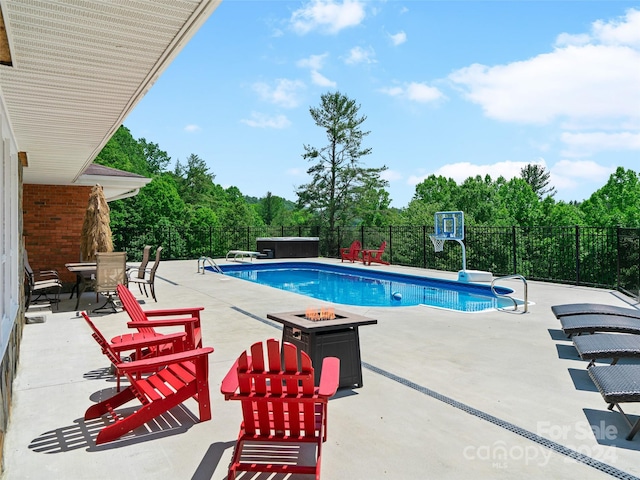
xmin=215 ymin=262 xmax=514 ymax=312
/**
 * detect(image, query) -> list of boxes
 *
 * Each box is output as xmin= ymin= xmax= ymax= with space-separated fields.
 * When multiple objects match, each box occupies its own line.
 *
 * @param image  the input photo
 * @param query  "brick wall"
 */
xmin=23 ymin=184 xmax=92 ymax=284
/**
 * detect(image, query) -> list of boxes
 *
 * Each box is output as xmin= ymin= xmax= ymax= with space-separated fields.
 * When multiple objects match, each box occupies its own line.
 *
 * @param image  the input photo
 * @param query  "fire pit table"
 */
xmin=267 ymin=309 xmax=377 ymax=388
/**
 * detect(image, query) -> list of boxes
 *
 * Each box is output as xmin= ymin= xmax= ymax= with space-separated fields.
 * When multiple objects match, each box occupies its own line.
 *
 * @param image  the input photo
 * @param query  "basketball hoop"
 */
xmin=429 ymin=235 xmax=446 ymax=253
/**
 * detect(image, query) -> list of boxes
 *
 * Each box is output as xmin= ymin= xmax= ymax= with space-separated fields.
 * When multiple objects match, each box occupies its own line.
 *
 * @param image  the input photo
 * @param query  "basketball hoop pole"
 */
xmin=453 ymin=239 xmax=466 ymax=271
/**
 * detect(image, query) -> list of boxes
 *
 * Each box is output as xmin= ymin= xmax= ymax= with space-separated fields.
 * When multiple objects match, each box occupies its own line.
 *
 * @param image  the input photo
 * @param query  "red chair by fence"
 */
xmin=340 ymin=240 xmax=361 ymax=263
xmin=362 ymin=241 xmax=389 ymax=266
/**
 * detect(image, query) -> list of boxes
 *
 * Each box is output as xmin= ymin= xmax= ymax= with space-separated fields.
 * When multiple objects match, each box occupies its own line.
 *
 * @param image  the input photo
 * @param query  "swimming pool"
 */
xmin=215 ymin=262 xmax=515 ymax=311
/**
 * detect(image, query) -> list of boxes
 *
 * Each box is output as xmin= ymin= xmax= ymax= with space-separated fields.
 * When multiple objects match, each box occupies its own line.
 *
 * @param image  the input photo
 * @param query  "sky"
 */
xmin=124 ymin=0 xmax=640 ymax=208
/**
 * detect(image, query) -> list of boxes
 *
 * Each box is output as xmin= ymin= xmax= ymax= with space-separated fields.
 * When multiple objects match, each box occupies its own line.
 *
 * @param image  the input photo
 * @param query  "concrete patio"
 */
xmin=3 ymin=258 xmax=640 ymax=479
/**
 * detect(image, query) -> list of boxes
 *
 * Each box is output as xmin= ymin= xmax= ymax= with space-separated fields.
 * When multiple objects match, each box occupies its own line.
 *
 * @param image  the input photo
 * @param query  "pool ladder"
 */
xmin=491 ymin=274 xmax=528 ymax=313
xmin=197 ymin=256 xmax=223 ymax=275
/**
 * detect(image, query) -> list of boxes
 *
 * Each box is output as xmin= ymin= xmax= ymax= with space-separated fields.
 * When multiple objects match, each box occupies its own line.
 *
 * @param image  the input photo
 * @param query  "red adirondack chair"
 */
xmin=82 ymin=311 xmax=187 ymax=391
xmin=82 ymin=311 xmax=213 ymax=445
xmin=362 ymin=241 xmax=389 ymax=265
xmin=221 ymin=338 xmax=340 ymax=480
xmin=340 ymin=240 xmax=361 ymax=262
xmin=115 ymin=284 xmax=203 ymax=352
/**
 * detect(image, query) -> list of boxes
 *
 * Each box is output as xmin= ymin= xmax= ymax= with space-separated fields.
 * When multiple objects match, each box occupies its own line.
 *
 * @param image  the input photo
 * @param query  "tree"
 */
xmin=174 ymin=153 xmax=216 ymax=206
xmin=580 ymin=167 xmax=640 ymax=227
xmin=296 ymin=91 xmax=389 ymax=251
xmin=520 ymin=163 xmax=556 ymax=199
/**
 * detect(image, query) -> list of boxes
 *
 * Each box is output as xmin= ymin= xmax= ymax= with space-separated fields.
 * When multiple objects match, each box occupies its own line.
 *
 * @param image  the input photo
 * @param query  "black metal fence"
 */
xmin=113 ymin=225 xmax=640 ymax=299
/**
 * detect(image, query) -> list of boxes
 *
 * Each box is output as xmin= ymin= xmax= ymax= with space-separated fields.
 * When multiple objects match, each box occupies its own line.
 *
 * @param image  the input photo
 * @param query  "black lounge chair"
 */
xmin=588 ymin=364 xmax=640 ymax=440
xmin=552 ymin=303 xmax=640 ymax=319
xmin=573 ymin=333 xmax=640 ymax=367
xmin=560 ymin=314 xmax=640 ymax=337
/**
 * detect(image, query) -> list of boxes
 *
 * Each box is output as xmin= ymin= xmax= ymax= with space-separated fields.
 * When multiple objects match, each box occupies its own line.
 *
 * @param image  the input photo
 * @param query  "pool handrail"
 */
xmin=491 ymin=274 xmax=528 ymax=313
xmin=197 ymin=256 xmax=223 ymax=275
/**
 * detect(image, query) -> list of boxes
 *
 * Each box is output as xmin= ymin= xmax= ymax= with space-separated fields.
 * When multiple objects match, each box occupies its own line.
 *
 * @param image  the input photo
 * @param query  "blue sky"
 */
xmin=124 ymin=0 xmax=640 ymax=208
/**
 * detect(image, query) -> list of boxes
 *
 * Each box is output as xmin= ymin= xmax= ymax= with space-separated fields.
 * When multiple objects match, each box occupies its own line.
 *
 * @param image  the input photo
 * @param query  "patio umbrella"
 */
xmin=80 ymin=184 xmax=113 ymax=261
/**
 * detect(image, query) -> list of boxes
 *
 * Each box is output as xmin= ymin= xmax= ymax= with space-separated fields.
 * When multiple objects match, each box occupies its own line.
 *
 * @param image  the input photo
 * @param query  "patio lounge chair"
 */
xmin=362 ymin=241 xmax=389 ymax=266
xmin=340 ymin=240 xmax=361 ymax=263
xmin=116 ymin=284 xmax=203 ymax=351
xmin=573 ymin=333 xmax=640 ymax=367
xmin=588 ymin=364 xmax=640 ymax=440
xmin=82 ymin=311 xmax=213 ymax=445
xmin=552 ymin=303 xmax=640 ymax=319
xmin=221 ymin=338 xmax=340 ymax=480
xmin=559 ymin=314 xmax=640 ymax=337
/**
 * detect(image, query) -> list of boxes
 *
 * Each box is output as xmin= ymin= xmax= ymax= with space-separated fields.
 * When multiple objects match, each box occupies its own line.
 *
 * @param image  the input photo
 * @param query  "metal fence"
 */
xmin=113 ymin=224 xmax=640 ymax=299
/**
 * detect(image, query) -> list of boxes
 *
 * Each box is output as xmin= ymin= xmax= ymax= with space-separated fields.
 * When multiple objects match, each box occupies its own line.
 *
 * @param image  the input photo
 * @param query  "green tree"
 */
xmin=296 ymin=91 xmax=389 ymax=249
xmin=139 ymin=138 xmax=171 ymax=175
xmin=580 ymin=167 xmax=640 ymax=227
xmin=520 ymin=163 xmax=556 ymax=199
xmin=174 ymin=154 xmax=216 ymax=205
xmin=94 ymin=126 xmax=149 ymax=175
xmin=412 ymin=175 xmax=458 ymax=210
xmin=259 ymin=192 xmax=285 ymax=225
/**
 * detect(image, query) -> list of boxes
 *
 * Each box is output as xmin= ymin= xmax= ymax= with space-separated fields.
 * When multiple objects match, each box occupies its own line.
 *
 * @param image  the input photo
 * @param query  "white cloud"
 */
xmin=252 ymin=79 xmax=305 ymax=108
xmin=297 ymin=53 xmax=329 ymax=70
xmin=449 ymin=9 xmax=640 ymax=129
xmin=184 ymin=124 xmax=201 ymax=133
xmin=389 ymin=31 xmax=407 ymax=46
xmin=551 ymin=159 xmax=613 ymax=180
xmin=449 ymin=45 xmax=640 ymax=125
xmin=344 ymin=45 xmax=376 ymax=65
xmin=286 ymin=167 xmax=306 ymax=176
xmin=290 ymin=0 xmax=366 ymax=35
xmin=549 ymin=160 xmax=615 ymax=198
xmin=407 ymin=160 xmax=546 ymax=186
xmin=297 ymin=53 xmax=336 ymax=87
xmin=241 ymin=112 xmax=291 ymax=129
xmin=380 ymin=82 xmax=444 ymax=104
xmin=381 ymin=169 xmax=402 ymax=182
xmin=561 ymin=131 xmax=640 ymax=157
xmin=310 ymin=70 xmax=337 ymax=87
xmin=592 ymin=8 xmax=640 ymax=47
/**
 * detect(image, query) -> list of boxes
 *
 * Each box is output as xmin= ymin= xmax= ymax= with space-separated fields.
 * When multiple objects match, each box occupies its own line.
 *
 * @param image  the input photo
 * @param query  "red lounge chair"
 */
xmin=221 ymin=338 xmax=340 ymax=480
xmin=115 ymin=284 xmax=203 ymax=351
xmin=362 ymin=241 xmax=389 ymax=265
xmin=340 ymin=240 xmax=361 ymax=262
xmin=82 ymin=311 xmax=213 ymax=445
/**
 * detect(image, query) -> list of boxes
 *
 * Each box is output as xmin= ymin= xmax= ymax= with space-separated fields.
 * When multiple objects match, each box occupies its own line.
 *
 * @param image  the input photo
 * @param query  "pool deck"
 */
xmin=4 ymin=258 xmax=640 ymax=479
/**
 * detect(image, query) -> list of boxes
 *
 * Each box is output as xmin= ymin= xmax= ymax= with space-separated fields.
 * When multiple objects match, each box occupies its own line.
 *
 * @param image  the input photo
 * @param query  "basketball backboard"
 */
xmin=434 ymin=211 xmax=464 ymax=240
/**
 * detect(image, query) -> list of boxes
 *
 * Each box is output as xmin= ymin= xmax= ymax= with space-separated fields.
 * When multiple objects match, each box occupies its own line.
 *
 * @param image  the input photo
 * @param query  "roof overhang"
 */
xmin=0 ymin=0 xmax=221 ymax=188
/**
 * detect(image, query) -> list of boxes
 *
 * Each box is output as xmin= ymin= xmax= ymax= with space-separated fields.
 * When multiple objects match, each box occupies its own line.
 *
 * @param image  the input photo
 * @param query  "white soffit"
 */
xmin=0 ymin=0 xmax=221 ymax=185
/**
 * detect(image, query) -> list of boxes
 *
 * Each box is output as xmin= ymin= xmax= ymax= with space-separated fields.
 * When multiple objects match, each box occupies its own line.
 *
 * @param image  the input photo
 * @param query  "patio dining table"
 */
xmin=65 ymin=262 xmax=97 ymax=310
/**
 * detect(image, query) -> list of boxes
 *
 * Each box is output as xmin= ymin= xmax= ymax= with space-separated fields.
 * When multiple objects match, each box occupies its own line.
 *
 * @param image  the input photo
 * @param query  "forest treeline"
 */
xmin=97 ymin=124 xmax=640 ymax=234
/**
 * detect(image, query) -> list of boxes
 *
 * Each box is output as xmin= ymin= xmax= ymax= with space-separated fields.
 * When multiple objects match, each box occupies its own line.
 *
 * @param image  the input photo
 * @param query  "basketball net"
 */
xmin=429 ymin=235 xmax=446 ymax=253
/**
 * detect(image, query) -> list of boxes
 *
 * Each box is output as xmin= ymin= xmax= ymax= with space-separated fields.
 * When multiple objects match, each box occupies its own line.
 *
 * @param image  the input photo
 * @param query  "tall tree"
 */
xmin=174 ymin=153 xmax=216 ymax=205
xmin=520 ymin=163 xmax=556 ymax=199
xmin=296 ymin=92 xmax=388 ymax=249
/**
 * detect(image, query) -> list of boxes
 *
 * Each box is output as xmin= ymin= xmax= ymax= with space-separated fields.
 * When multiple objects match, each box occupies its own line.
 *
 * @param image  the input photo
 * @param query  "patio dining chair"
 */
xmin=127 ymin=245 xmax=151 ymax=287
xmin=93 ymin=251 xmax=127 ymax=313
xmin=128 ymin=246 xmax=162 ymax=302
